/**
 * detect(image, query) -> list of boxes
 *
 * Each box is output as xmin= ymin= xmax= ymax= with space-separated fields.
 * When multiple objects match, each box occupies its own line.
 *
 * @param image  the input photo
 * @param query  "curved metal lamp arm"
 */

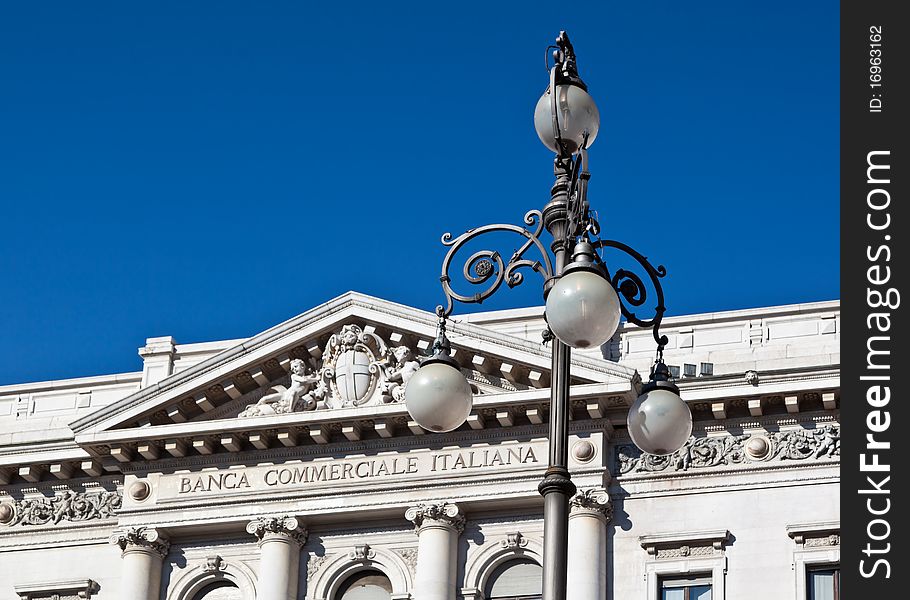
xmin=590 ymin=239 xmax=669 ymax=349
xmin=438 ymin=209 xmax=554 ymax=317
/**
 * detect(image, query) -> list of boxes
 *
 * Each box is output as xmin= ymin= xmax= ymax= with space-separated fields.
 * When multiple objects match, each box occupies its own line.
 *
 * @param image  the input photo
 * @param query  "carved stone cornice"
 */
xmin=787 ymin=521 xmax=840 ymax=547
xmin=13 ymin=578 xmax=99 ymax=600
xmin=639 ymin=529 xmax=730 ymax=558
xmin=0 ymin=490 xmax=121 ymax=528
xmin=109 ymin=526 xmax=170 ymax=558
xmin=405 ymin=502 xmax=465 ymax=534
xmin=569 ymin=488 xmax=613 ymax=522
xmin=245 ymin=515 xmax=307 ymax=547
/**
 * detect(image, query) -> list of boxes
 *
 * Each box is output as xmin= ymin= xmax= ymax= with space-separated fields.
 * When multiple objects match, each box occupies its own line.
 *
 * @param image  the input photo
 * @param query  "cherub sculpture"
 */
xmin=239 ymin=358 xmax=321 ymax=417
xmin=381 ymin=345 xmax=421 ymax=403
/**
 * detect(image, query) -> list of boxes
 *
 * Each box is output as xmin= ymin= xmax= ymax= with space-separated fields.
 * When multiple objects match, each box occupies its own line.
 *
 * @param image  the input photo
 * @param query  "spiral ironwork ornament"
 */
xmin=591 ymin=239 xmax=669 ymax=349
xmin=438 ymin=209 xmax=554 ymax=317
xmin=435 ymin=215 xmax=670 ymax=351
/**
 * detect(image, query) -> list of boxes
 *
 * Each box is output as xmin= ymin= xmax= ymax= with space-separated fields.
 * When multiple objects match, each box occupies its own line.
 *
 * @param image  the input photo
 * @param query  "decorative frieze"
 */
xmin=654 ymin=544 xmax=717 ymax=559
xmin=405 ymin=502 xmax=465 ymax=534
xmin=245 ymin=515 xmax=307 ymax=547
xmin=616 ymin=425 xmax=840 ymax=476
xmin=0 ymin=490 xmax=121 ymax=528
xmin=109 ymin=526 xmax=170 ymax=558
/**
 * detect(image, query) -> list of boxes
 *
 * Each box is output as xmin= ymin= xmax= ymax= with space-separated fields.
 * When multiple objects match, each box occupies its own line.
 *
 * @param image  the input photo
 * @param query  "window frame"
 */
xmin=483 ymin=557 xmax=543 ymax=600
xmin=787 ymin=521 xmax=840 ymax=600
xmin=806 ymin=565 xmax=840 ymax=600
xmin=639 ymin=530 xmax=729 ymax=600
xmin=659 ymin=574 xmax=713 ymax=600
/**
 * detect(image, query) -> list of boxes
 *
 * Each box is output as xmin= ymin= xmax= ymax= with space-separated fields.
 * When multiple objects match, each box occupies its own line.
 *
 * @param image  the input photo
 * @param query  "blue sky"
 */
xmin=0 ymin=1 xmax=839 ymax=384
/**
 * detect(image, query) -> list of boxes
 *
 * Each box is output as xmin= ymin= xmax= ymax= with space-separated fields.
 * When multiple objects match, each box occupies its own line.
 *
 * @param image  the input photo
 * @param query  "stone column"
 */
xmin=567 ymin=489 xmax=612 ymax=600
xmin=405 ymin=502 xmax=465 ymax=600
xmin=247 ymin=516 xmax=307 ymax=600
xmin=109 ymin=526 xmax=170 ymax=600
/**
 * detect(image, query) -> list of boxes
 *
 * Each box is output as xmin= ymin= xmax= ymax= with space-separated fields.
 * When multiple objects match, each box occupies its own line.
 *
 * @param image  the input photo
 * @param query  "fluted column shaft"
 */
xmin=247 ymin=516 xmax=308 ymax=600
xmin=406 ymin=503 xmax=464 ymax=600
xmin=110 ymin=527 xmax=170 ymax=600
xmin=567 ymin=489 xmax=612 ymax=600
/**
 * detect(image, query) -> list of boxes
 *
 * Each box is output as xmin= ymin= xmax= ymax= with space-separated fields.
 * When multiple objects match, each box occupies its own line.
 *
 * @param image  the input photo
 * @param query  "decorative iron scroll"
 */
xmin=591 ymin=239 xmax=668 ymax=348
xmin=0 ymin=490 xmax=121 ymax=527
xmin=616 ymin=425 xmax=840 ymax=475
xmin=438 ymin=210 xmax=554 ymax=317
xmin=436 ymin=209 xmax=670 ymax=347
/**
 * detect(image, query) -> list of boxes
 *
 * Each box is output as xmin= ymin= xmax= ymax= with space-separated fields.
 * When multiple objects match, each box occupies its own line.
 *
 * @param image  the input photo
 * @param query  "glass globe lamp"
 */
xmin=405 ymin=354 xmax=473 ymax=433
xmin=545 ymin=241 xmax=621 ymax=349
xmin=626 ymin=362 xmax=692 ymax=455
xmin=534 ymin=83 xmax=600 ymax=154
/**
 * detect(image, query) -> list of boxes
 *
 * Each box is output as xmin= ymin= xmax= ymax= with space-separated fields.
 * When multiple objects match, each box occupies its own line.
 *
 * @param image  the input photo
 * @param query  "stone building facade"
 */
xmin=0 ymin=292 xmax=840 ymax=600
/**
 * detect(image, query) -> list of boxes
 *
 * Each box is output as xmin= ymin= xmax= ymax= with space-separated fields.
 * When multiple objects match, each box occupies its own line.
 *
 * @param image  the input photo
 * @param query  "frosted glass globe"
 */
xmin=626 ymin=388 xmax=693 ymax=455
xmin=404 ymin=362 xmax=473 ymax=433
xmin=534 ymin=84 xmax=600 ymax=154
xmin=545 ymin=270 xmax=620 ymax=349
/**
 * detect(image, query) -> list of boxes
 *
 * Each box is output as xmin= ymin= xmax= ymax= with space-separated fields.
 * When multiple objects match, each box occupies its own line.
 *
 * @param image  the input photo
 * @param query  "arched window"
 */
xmin=484 ymin=558 xmax=543 ymax=600
xmin=336 ymin=570 xmax=393 ymax=600
xmin=192 ymin=581 xmax=242 ymax=600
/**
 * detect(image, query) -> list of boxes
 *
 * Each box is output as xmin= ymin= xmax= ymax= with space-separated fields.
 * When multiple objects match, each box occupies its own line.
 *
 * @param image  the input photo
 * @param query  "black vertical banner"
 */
xmin=841 ymin=0 xmax=908 ymax=595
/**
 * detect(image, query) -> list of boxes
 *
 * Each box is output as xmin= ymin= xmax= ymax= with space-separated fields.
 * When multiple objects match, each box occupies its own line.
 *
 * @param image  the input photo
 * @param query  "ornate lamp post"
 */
xmin=405 ymin=31 xmax=693 ymax=600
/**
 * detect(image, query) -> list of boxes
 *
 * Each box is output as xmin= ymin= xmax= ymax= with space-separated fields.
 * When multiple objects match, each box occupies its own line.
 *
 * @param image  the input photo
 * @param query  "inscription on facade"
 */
xmin=157 ymin=443 xmax=543 ymax=501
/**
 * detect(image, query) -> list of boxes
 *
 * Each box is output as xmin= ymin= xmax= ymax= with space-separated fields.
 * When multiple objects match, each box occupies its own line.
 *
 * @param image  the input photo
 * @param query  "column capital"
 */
xmin=109 ymin=526 xmax=170 ymax=558
xmin=569 ymin=488 xmax=613 ymax=522
xmin=405 ymin=502 xmax=465 ymax=534
xmin=246 ymin=515 xmax=307 ymax=547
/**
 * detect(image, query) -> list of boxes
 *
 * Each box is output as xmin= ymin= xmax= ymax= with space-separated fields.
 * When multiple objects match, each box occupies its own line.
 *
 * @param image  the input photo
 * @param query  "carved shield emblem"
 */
xmin=334 ymin=348 xmax=375 ymax=405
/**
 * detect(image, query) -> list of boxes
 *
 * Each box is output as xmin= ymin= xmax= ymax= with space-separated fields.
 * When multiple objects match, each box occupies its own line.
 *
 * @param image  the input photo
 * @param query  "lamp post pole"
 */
xmin=404 ymin=31 xmax=694 ymax=600
xmin=538 ymin=158 xmax=576 ymax=600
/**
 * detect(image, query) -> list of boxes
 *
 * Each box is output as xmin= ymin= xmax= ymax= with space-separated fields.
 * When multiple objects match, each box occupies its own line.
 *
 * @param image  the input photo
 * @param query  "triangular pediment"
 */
xmin=71 ymin=292 xmax=637 ymax=447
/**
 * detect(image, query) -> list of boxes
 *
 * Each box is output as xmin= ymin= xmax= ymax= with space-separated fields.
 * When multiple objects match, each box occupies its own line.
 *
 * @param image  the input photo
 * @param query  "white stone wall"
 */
xmin=0 ymin=542 xmax=123 ymax=600
xmin=612 ymin=476 xmax=839 ymax=600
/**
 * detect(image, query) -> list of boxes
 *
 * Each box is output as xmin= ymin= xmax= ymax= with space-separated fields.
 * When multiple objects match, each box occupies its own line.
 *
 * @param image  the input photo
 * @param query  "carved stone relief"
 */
xmin=306 ymin=554 xmax=332 ymax=583
xmin=349 ymin=543 xmax=376 ymax=561
xmin=500 ymin=532 xmax=529 ymax=549
xmin=245 ymin=515 xmax=307 ymax=546
xmin=109 ymin=526 xmax=170 ymax=558
xmin=570 ymin=488 xmax=613 ymax=522
xmin=405 ymin=502 xmax=465 ymax=534
xmin=0 ymin=490 xmax=121 ymax=528
xmin=616 ymin=425 xmax=840 ymax=476
xmin=394 ymin=548 xmax=418 ymax=575
xmin=203 ymin=555 xmax=226 ymax=573
xmin=240 ymin=324 xmax=421 ymax=417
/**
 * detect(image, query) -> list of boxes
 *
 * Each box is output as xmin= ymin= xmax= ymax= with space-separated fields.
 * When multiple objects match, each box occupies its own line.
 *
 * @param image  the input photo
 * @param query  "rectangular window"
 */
xmin=660 ymin=575 xmax=712 ymax=600
xmin=807 ymin=566 xmax=840 ymax=600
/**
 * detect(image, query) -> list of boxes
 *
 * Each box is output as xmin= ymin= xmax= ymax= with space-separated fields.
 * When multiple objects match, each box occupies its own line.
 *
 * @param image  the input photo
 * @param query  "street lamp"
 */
xmin=405 ymin=31 xmax=692 ymax=600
